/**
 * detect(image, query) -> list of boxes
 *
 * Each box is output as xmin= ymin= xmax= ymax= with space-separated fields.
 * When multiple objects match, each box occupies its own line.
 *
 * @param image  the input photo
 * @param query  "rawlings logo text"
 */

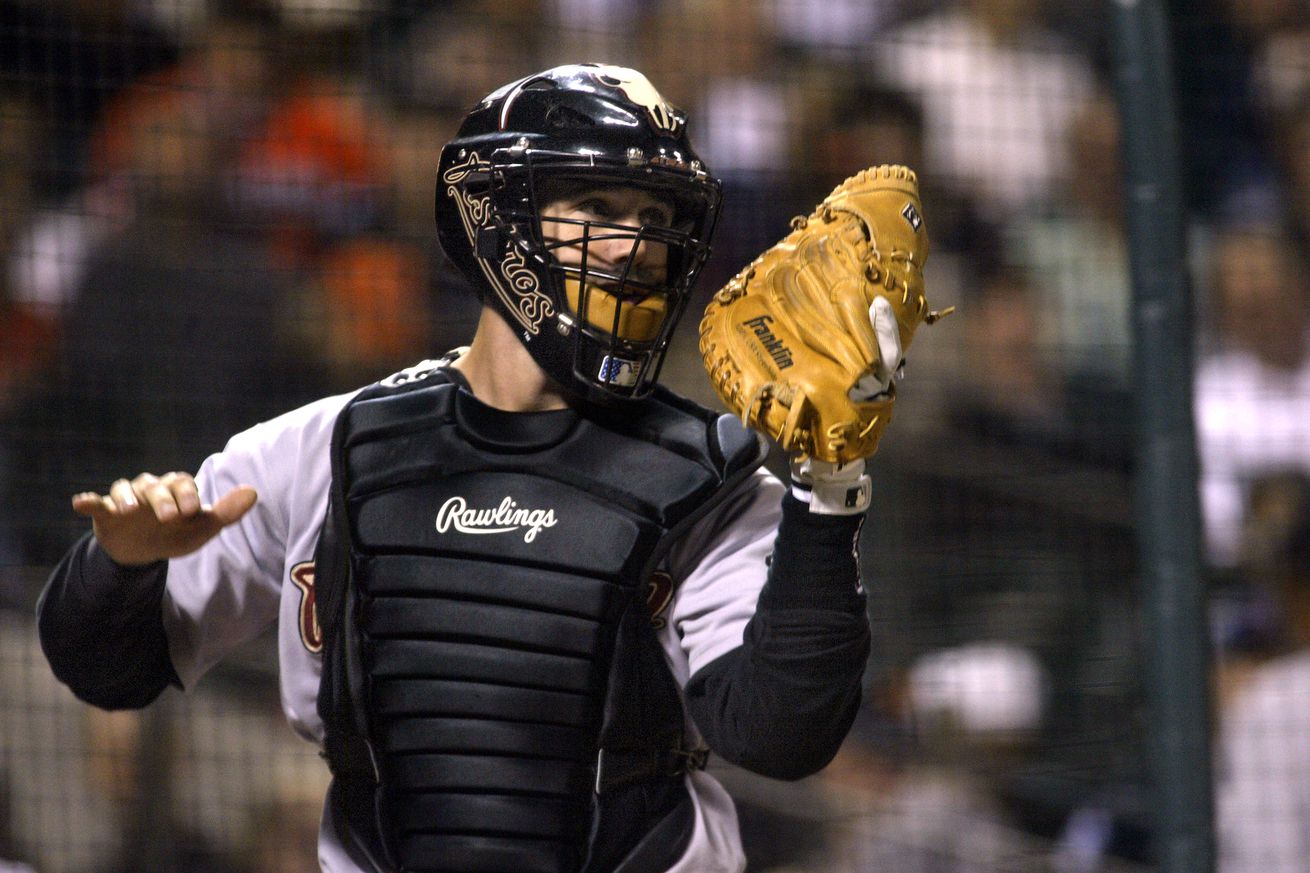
xmin=435 ymin=496 xmax=558 ymax=543
xmin=742 ymin=314 xmax=794 ymax=370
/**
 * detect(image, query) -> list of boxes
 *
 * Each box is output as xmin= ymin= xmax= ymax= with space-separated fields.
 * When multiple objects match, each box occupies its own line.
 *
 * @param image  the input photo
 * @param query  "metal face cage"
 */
xmin=487 ymin=152 xmax=721 ymax=399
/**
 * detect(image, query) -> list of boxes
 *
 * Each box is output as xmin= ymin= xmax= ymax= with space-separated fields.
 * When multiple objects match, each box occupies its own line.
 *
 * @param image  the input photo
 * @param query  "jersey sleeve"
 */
xmin=35 ymin=392 xmax=350 ymax=705
xmin=162 ymin=392 xmax=349 ymax=689
xmin=665 ymin=469 xmax=784 ymax=680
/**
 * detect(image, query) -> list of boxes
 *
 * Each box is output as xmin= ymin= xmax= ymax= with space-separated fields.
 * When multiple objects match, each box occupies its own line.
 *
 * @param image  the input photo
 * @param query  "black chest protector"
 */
xmin=315 ymin=361 xmax=765 ymax=873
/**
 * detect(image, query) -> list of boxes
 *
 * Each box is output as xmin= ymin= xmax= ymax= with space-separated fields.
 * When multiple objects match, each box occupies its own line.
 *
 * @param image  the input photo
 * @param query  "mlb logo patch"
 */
xmin=901 ymin=202 xmax=923 ymax=231
xmin=598 ymin=355 xmax=643 ymax=387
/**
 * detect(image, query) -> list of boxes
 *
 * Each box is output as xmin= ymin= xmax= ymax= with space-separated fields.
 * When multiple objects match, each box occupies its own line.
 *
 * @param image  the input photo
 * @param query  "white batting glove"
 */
xmin=848 ymin=295 xmax=905 ymax=403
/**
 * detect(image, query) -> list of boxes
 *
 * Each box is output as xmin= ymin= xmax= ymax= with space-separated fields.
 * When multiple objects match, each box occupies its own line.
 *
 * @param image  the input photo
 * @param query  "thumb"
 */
xmin=209 ymin=485 xmax=258 ymax=527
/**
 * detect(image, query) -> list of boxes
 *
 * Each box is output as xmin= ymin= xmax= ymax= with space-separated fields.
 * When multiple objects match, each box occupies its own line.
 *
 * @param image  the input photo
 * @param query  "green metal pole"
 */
xmin=1109 ymin=2 xmax=1213 ymax=872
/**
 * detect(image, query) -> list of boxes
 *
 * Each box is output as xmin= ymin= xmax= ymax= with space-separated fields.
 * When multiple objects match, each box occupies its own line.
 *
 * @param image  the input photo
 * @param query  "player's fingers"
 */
xmin=160 ymin=472 xmax=201 ymax=517
xmin=71 ymin=491 xmax=113 ymax=518
xmin=208 ymin=485 xmax=258 ymax=527
xmin=108 ymin=478 xmax=142 ymax=512
xmin=133 ymin=472 xmax=181 ymax=522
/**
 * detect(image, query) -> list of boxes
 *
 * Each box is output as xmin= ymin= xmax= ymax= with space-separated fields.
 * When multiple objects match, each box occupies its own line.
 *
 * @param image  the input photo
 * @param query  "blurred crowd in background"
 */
xmin=2 ymin=0 xmax=1310 ymax=871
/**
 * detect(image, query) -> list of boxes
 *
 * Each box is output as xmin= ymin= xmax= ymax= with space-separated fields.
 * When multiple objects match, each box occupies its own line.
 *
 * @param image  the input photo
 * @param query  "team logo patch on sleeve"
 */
xmin=645 ymin=570 xmax=674 ymax=629
xmin=290 ymin=561 xmax=322 ymax=653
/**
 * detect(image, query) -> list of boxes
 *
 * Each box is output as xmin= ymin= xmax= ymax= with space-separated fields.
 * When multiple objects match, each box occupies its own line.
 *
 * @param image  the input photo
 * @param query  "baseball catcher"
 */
xmin=37 ymin=63 xmax=946 ymax=873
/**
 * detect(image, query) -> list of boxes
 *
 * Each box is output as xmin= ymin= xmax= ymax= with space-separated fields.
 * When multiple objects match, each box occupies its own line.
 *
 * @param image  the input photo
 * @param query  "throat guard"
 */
xmin=315 ymin=360 xmax=765 ymax=873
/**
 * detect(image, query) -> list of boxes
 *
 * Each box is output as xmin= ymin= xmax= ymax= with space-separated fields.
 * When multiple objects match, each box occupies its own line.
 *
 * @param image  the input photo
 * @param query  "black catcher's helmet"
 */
xmin=435 ymin=63 xmax=722 ymax=403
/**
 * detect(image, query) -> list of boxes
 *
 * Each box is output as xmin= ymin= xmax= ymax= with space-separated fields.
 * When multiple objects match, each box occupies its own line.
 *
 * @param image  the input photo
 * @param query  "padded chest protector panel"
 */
xmin=317 ymin=368 xmax=764 ymax=873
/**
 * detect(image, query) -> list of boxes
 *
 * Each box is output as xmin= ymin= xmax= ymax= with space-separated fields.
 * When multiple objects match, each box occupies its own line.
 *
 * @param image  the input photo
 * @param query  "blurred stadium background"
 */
xmin=3 ymin=0 xmax=1309 ymax=871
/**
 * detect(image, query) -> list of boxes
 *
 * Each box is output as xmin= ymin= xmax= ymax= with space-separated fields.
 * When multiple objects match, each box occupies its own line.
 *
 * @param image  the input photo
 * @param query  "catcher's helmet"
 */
xmin=435 ymin=63 xmax=722 ymax=402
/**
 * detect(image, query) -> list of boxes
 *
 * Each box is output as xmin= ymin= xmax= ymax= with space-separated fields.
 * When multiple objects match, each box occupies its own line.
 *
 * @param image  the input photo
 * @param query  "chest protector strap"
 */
xmin=315 ymin=361 xmax=765 ymax=873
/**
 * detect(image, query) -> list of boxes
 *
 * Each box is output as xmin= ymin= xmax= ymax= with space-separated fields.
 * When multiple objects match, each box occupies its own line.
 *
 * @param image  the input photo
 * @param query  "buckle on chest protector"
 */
xmin=594 ymin=746 xmax=710 ymax=794
xmin=672 ymin=747 xmax=709 ymax=773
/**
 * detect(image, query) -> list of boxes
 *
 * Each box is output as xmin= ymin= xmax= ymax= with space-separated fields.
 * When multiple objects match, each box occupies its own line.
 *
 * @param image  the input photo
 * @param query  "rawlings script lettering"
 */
xmin=435 ymin=496 xmax=558 ymax=543
xmin=742 ymin=314 xmax=794 ymax=370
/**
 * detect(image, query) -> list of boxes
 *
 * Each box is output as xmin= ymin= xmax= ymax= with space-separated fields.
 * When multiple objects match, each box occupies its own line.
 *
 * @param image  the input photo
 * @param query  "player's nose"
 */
xmin=594 ymin=215 xmax=661 ymax=280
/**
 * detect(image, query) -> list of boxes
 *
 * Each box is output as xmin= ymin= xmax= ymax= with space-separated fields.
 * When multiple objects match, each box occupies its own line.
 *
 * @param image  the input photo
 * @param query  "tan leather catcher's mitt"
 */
xmin=699 ymin=165 xmax=949 ymax=464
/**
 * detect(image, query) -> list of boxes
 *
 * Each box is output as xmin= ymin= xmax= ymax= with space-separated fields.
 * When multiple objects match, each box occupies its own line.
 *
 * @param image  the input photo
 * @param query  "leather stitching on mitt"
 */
xmin=699 ymin=165 xmax=950 ymax=464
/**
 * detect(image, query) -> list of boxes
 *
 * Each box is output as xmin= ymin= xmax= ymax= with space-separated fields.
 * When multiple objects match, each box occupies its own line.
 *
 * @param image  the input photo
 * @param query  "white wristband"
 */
xmin=790 ymin=457 xmax=872 ymax=515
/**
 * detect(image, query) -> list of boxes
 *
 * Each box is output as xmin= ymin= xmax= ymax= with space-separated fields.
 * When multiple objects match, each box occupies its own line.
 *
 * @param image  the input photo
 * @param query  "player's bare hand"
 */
xmin=71 ymin=473 xmax=258 ymax=567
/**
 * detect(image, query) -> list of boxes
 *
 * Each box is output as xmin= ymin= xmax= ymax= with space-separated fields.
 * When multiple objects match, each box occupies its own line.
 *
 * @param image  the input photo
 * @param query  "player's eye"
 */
xmin=567 ymin=193 xmax=674 ymax=230
xmin=639 ymin=205 xmax=675 ymax=228
xmin=575 ymin=197 xmax=617 ymax=221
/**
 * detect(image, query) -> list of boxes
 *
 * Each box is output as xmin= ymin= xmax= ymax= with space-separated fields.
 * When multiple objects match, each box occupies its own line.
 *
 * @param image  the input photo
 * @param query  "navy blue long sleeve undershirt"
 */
xmin=38 ymin=492 xmax=872 ymax=781
xmin=36 ymin=532 xmax=180 ymax=710
xmin=683 ymin=491 xmax=871 ymax=780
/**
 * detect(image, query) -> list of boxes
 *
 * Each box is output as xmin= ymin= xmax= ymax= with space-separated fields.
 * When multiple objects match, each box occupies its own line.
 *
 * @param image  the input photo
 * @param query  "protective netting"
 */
xmin=1 ymin=1 xmax=1306 ymax=871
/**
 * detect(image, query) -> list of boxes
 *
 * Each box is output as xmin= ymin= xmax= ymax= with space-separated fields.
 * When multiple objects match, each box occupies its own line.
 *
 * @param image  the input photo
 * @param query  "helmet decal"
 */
xmin=500 ymin=245 xmax=554 ymax=331
xmin=441 ymin=151 xmax=554 ymax=334
xmin=589 ymin=66 xmax=683 ymax=135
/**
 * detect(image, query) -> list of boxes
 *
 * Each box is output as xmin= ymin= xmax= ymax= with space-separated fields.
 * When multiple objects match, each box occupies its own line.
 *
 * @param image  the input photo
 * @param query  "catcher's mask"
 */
xmin=435 ymin=63 xmax=722 ymax=403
